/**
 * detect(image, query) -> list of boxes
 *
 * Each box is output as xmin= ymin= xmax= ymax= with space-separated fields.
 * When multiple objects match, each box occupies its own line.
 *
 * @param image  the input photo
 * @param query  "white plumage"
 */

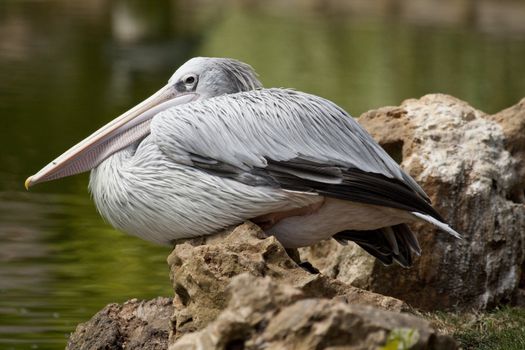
xmin=29 ymin=57 xmax=460 ymax=267
xmin=89 ymin=137 xmax=318 ymax=244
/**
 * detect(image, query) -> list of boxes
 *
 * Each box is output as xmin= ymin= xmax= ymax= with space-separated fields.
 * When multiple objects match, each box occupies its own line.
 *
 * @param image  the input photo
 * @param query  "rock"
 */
xmin=302 ymin=94 xmax=525 ymax=310
xmin=66 ymin=297 xmax=173 ymax=350
xmin=168 ymin=221 xmax=407 ymax=340
xmin=300 ymin=239 xmax=375 ymax=289
xmin=486 ymin=97 xmax=525 ymax=204
xmin=170 ymin=273 xmax=458 ymax=350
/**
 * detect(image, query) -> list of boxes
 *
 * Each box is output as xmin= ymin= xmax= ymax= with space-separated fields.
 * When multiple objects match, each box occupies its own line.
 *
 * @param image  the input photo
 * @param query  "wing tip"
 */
xmin=411 ymin=212 xmax=463 ymax=240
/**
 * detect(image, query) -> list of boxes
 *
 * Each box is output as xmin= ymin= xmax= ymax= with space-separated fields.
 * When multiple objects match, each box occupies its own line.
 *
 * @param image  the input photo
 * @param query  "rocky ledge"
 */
xmin=66 ymin=94 xmax=525 ymax=349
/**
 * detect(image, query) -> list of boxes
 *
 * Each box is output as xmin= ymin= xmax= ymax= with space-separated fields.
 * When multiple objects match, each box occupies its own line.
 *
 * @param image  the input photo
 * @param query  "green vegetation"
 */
xmin=422 ymin=306 xmax=525 ymax=350
xmin=381 ymin=328 xmax=420 ymax=350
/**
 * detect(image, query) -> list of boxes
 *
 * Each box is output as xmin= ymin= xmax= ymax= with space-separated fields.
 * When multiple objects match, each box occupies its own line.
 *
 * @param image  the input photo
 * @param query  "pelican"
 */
xmin=26 ymin=57 xmax=460 ymax=267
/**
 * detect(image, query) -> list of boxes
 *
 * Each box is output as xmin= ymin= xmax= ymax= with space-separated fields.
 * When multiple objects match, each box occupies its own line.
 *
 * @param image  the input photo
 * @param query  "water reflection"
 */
xmin=0 ymin=191 xmax=172 ymax=348
xmin=1 ymin=1 xmax=525 ymax=349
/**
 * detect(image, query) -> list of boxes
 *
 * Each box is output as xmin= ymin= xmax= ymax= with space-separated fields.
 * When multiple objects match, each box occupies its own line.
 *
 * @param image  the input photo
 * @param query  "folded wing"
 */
xmin=150 ymin=88 xmax=434 ymax=218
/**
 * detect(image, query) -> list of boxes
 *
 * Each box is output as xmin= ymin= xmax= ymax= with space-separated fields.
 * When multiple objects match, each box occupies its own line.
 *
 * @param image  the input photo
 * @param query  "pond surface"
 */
xmin=1 ymin=1 xmax=525 ymax=348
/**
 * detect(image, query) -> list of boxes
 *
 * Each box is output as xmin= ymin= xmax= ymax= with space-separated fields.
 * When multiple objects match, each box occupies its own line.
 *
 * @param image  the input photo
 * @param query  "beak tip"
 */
xmin=25 ymin=176 xmax=33 ymax=190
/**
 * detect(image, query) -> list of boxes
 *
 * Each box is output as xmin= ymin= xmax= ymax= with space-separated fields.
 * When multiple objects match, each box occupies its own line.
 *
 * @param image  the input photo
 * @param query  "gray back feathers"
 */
xmin=150 ymin=88 xmax=428 ymax=200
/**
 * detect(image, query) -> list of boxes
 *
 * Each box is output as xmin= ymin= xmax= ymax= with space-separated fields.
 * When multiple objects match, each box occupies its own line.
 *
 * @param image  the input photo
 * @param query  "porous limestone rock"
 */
xmin=486 ymin=97 xmax=525 ymax=205
xmin=66 ymin=297 xmax=173 ymax=350
xmin=170 ymin=273 xmax=458 ymax=350
xmin=167 ymin=221 xmax=407 ymax=340
xmin=302 ymin=94 xmax=525 ymax=310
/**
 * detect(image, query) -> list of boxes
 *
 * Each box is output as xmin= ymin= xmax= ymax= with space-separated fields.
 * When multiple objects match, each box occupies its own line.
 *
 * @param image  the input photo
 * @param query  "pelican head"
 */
xmin=170 ymin=57 xmax=262 ymax=99
xmin=25 ymin=57 xmax=261 ymax=189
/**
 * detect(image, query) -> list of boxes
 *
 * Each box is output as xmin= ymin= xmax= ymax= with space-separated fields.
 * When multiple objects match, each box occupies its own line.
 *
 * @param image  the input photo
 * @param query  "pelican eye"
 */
xmin=184 ymin=76 xmax=196 ymax=85
xmin=177 ymin=74 xmax=198 ymax=92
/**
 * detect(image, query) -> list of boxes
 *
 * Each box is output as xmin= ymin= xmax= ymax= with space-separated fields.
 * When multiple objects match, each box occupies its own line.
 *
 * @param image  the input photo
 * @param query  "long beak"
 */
xmin=25 ymin=85 xmax=199 ymax=189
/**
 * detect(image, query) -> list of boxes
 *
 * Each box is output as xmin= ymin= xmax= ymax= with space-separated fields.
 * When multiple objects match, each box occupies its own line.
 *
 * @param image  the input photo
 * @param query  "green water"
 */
xmin=1 ymin=1 xmax=524 ymax=348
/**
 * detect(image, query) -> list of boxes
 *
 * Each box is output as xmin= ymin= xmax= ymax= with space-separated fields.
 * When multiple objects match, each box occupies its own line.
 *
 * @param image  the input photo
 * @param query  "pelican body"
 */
xmin=27 ymin=57 xmax=460 ymax=267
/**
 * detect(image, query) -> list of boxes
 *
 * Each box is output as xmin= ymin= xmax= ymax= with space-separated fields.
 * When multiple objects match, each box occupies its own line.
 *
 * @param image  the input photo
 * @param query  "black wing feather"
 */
xmin=265 ymin=158 xmax=443 ymax=222
xmin=187 ymin=154 xmax=440 ymax=222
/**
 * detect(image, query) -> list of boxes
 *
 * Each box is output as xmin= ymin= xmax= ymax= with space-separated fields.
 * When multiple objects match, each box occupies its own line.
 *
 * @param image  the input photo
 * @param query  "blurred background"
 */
xmin=1 ymin=0 xmax=524 ymax=348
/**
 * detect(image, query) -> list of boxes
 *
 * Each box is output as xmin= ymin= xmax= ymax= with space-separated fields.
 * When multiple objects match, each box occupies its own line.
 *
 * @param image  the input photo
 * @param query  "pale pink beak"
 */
xmin=25 ymin=85 xmax=199 ymax=189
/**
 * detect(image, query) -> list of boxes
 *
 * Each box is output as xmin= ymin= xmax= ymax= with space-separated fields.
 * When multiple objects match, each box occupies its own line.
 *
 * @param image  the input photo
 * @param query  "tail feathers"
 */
xmin=411 ymin=212 xmax=462 ymax=239
xmin=333 ymin=224 xmax=421 ymax=268
xmin=333 ymin=213 xmax=460 ymax=268
xmin=395 ymin=223 xmax=421 ymax=256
